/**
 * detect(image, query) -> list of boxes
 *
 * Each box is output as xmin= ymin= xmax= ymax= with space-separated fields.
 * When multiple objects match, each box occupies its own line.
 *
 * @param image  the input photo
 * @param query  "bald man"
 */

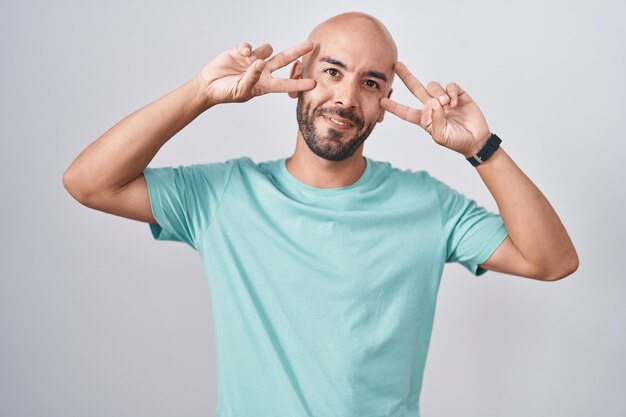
xmin=63 ymin=12 xmax=578 ymax=417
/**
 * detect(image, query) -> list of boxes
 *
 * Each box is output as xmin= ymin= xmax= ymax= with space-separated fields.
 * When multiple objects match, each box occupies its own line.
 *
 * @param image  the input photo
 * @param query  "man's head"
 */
xmin=289 ymin=12 xmax=398 ymax=161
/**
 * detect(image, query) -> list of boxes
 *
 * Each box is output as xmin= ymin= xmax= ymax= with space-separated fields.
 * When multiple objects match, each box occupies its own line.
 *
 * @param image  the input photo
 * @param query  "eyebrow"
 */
xmin=319 ymin=56 xmax=388 ymax=83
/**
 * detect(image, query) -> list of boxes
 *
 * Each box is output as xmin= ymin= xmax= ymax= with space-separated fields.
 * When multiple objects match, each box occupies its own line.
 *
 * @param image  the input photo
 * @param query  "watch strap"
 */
xmin=466 ymin=133 xmax=502 ymax=167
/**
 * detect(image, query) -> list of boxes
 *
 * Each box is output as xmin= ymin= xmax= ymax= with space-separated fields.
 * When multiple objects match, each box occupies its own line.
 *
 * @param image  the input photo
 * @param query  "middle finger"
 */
xmin=394 ymin=62 xmax=431 ymax=104
xmin=266 ymin=40 xmax=314 ymax=72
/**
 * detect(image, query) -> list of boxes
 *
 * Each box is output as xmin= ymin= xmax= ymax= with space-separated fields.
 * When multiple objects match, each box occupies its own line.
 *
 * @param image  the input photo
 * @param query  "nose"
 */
xmin=333 ymin=77 xmax=359 ymax=109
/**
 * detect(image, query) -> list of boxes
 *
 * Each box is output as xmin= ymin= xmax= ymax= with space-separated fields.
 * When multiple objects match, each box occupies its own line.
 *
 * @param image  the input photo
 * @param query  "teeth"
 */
xmin=330 ymin=117 xmax=349 ymax=126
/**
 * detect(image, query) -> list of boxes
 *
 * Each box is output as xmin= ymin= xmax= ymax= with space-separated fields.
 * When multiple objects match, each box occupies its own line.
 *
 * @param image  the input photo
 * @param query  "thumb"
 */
xmin=238 ymin=59 xmax=266 ymax=96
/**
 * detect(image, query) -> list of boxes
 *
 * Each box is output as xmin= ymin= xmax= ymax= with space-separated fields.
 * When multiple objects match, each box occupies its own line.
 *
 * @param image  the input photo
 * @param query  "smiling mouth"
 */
xmin=323 ymin=115 xmax=354 ymax=130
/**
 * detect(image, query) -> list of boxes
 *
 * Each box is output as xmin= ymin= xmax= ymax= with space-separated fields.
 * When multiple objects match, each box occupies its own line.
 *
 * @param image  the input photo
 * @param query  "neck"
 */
xmin=285 ymin=133 xmax=366 ymax=188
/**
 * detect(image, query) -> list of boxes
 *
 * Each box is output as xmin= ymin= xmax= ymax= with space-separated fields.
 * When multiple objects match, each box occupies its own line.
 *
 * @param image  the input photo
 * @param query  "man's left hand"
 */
xmin=380 ymin=62 xmax=491 ymax=157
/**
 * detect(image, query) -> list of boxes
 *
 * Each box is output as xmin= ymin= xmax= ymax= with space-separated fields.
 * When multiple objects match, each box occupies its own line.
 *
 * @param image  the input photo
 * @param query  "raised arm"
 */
xmin=381 ymin=62 xmax=579 ymax=281
xmin=62 ymin=41 xmax=315 ymax=222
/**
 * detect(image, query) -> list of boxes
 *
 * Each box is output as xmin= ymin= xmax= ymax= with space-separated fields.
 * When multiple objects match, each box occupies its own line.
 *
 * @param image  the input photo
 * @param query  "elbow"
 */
xmin=538 ymin=251 xmax=580 ymax=282
xmin=63 ymin=168 xmax=92 ymax=205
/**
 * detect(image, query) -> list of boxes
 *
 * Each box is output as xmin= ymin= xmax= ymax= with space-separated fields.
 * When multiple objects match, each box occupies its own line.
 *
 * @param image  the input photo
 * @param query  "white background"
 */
xmin=1 ymin=0 xmax=624 ymax=416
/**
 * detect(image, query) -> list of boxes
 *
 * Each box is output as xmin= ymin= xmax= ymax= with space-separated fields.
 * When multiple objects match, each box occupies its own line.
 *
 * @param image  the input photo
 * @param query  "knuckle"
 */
xmin=277 ymin=53 xmax=290 ymax=66
xmin=236 ymin=43 xmax=252 ymax=54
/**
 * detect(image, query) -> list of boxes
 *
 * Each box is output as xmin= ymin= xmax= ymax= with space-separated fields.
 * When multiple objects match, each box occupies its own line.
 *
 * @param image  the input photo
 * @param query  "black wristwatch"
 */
xmin=466 ymin=133 xmax=502 ymax=167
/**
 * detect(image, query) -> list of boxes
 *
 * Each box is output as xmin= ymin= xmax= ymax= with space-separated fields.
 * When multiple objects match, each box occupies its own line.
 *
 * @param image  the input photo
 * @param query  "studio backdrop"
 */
xmin=1 ymin=1 xmax=624 ymax=416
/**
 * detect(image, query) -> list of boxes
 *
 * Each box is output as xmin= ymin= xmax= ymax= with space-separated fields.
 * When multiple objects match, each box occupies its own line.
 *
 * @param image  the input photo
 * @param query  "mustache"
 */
xmin=315 ymin=107 xmax=363 ymax=128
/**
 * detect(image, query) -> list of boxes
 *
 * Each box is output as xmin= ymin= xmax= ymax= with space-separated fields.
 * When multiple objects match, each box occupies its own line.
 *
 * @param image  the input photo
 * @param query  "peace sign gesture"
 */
xmin=199 ymin=40 xmax=316 ymax=106
xmin=380 ymin=62 xmax=491 ymax=157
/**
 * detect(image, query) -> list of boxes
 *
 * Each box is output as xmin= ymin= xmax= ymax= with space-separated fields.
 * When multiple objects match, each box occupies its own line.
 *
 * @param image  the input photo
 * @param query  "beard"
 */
xmin=296 ymin=92 xmax=377 ymax=161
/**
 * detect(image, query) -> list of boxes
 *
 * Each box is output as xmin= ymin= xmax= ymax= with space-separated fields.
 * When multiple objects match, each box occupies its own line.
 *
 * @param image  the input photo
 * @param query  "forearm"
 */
xmin=63 ymin=74 xmax=211 ymax=199
xmin=476 ymin=147 xmax=578 ymax=273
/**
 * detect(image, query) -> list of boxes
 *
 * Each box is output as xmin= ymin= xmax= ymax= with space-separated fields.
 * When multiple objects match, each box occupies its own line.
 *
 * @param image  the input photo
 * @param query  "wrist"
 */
xmin=194 ymin=72 xmax=219 ymax=110
xmin=463 ymin=132 xmax=492 ymax=158
xmin=465 ymin=133 xmax=502 ymax=167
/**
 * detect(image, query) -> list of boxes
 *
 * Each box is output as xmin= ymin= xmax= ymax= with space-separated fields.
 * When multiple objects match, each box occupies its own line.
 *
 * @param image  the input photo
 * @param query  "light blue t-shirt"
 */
xmin=143 ymin=156 xmax=508 ymax=417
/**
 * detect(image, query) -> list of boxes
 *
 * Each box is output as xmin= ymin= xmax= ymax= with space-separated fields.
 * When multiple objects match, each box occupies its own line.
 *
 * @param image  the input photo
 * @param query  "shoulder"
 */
xmin=189 ymin=156 xmax=255 ymax=177
xmin=363 ymin=158 xmax=447 ymax=209
xmin=367 ymin=157 xmax=436 ymax=189
xmin=227 ymin=156 xmax=275 ymax=172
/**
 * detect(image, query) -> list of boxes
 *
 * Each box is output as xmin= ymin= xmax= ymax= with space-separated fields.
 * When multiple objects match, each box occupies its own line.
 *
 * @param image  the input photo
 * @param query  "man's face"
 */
xmin=295 ymin=91 xmax=376 ymax=161
xmin=292 ymin=19 xmax=396 ymax=161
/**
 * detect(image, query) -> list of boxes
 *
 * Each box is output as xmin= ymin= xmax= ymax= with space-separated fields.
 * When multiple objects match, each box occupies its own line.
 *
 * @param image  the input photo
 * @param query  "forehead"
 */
xmin=307 ymin=20 xmax=396 ymax=75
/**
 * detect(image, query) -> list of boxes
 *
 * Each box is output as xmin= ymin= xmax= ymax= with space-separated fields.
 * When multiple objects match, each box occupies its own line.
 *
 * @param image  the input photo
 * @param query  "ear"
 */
xmin=377 ymin=88 xmax=393 ymax=123
xmin=288 ymin=61 xmax=303 ymax=99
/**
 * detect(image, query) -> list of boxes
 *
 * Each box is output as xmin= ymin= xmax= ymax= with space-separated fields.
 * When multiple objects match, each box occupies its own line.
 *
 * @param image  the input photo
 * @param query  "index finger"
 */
xmin=394 ymin=62 xmax=431 ymax=104
xmin=266 ymin=77 xmax=316 ymax=94
xmin=380 ymin=97 xmax=423 ymax=125
xmin=266 ymin=40 xmax=314 ymax=72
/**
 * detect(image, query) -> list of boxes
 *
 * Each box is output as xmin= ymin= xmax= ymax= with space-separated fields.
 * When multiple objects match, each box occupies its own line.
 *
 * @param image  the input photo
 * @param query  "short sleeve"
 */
xmin=142 ymin=159 xmax=236 ymax=251
xmin=432 ymin=176 xmax=509 ymax=276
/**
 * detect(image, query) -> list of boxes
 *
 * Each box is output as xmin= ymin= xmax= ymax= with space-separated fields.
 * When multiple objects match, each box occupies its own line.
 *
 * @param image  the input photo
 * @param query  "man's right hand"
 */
xmin=64 ymin=40 xmax=317 ymax=225
xmin=199 ymin=40 xmax=316 ymax=106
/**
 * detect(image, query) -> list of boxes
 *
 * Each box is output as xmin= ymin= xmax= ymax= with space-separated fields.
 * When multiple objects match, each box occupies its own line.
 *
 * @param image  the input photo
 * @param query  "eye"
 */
xmin=324 ymin=68 xmax=341 ymax=77
xmin=364 ymin=79 xmax=380 ymax=89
